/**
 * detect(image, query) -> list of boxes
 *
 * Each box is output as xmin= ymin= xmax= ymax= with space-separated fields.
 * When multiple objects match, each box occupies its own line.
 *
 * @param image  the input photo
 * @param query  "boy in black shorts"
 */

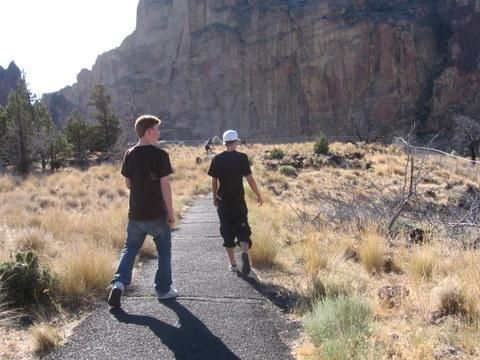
xmin=207 ymin=130 xmax=262 ymax=275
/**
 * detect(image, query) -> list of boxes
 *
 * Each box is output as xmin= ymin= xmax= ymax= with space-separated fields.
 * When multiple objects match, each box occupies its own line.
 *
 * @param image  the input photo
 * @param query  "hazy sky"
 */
xmin=0 ymin=0 xmax=138 ymax=97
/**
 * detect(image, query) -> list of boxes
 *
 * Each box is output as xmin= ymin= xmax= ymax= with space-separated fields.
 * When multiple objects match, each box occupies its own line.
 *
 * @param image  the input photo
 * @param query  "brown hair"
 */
xmin=134 ymin=115 xmax=161 ymax=138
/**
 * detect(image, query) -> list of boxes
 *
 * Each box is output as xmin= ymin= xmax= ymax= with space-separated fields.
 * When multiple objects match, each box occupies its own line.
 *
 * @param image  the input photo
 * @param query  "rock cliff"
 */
xmin=43 ymin=0 xmax=480 ymax=141
xmin=0 ymin=62 xmax=21 ymax=107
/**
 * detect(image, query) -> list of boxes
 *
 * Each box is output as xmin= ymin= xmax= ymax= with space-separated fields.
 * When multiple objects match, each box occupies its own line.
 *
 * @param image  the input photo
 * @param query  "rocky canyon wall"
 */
xmin=43 ymin=0 xmax=480 ymax=141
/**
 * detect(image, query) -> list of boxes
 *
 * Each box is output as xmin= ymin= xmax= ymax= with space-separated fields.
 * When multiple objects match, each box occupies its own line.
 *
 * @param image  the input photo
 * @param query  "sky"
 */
xmin=0 ymin=0 xmax=138 ymax=97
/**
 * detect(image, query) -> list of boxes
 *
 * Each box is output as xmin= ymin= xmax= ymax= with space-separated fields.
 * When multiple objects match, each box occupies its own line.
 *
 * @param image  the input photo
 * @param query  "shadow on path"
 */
xmin=110 ymin=300 xmax=240 ymax=360
xmin=238 ymin=273 xmax=300 ymax=313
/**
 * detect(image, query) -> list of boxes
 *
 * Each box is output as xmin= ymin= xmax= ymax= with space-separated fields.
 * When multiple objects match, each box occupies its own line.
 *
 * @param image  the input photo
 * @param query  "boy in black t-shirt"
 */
xmin=208 ymin=130 xmax=263 ymax=275
xmin=108 ymin=115 xmax=177 ymax=309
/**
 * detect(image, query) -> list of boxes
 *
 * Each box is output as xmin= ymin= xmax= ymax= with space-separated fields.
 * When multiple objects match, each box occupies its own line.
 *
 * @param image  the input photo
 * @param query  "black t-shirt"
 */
xmin=207 ymin=150 xmax=252 ymax=203
xmin=121 ymin=145 xmax=173 ymax=220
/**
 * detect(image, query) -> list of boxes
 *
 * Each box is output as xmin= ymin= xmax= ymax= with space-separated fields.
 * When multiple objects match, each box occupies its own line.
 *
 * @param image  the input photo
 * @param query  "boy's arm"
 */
xmin=124 ymin=177 xmax=131 ymax=189
xmin=246 ymin=174 xmax=263 ymax=206
xmin=211 ymin=177 xmax=219 ymax=207
xmin=160 ymin=176 xmax=175 ymax=226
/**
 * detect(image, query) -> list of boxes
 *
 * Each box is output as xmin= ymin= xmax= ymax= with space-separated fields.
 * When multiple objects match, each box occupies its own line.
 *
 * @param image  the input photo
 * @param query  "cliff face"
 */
xmin=44 ymin=0 xmax=480 ymax=140
xmin=0 ymin=62 xmax=21 ymax=107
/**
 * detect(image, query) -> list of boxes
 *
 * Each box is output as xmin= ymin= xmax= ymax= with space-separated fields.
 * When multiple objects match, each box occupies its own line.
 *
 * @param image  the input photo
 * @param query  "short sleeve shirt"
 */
xmin=121 ymin=145 xmax=173 ymax=220
xmin=207 ymin=150 xmax=251 ymax=203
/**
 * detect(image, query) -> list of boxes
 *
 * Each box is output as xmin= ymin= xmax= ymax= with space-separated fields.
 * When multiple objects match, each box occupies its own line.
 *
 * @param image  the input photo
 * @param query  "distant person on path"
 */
xmin=204 ymin=137 xmax=215 ymax=155
xmin=208 ymin=130 xmax=263 ymax=276
xmin=108 ymin=115 xmax=177 ymax=309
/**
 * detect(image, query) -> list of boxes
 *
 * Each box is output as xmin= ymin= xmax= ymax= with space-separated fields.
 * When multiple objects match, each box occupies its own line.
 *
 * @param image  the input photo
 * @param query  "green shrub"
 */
xmin=303 ymin=295 xmax=373 ymax=359
xmin=270 ymin=148 xmax=285 ymax=159
xmin=314 ymin=135 xmax=329 ymax=155
xmin=279 ymin=165 xmax=297 ymax=177
xmin=0 ymin=251 xmax=56 ymax=308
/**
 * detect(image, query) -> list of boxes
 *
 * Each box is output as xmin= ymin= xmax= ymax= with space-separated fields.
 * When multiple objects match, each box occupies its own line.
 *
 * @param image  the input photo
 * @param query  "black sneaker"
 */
xmin=241 ymin=253 xmax=251 ymax=276
xmin=108 ymin=282 xmax=124 ymax=308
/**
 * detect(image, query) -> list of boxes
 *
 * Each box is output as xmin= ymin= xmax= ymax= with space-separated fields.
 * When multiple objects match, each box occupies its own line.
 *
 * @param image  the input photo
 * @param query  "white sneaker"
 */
xmin=156 ymin=287 xmax=178 ymax=300
xmin=228 ymin=264 xmax=238 ymax=272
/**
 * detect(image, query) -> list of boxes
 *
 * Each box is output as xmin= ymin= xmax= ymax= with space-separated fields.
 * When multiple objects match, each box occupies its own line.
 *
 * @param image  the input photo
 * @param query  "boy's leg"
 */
xmin=235 ymin=201 xmax=252 ymax=275
xmin=150 ymin=217 xmax=173 ymax=294
xmin=225 ymin=247 xmax=236 ymax=264
xmin=217 ymin=202 xmax=237 ymax=267
xmin=112 ymin=219 xmax=147 ymax=286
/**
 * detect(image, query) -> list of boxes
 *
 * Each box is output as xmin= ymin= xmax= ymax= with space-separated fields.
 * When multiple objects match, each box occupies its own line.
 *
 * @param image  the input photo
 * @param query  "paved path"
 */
xmin=47 ymin=195 xmax=298 ymax=360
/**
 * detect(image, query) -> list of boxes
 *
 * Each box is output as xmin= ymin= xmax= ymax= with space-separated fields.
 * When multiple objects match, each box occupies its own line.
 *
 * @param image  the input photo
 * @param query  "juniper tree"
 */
xmin=65 ymin=110 xmax=91 ymax=164
xmin=3 ymin=79 xmax=35 ymax=174
xmin=0 ymin=105 xmax=6 ymax=166
xmin=453 ymin=115 xmax=480 ymax=162
xmin=88 ymin=84 xmax=120 ymax=151
xmin=0 ymin=105 xmax=6 ymax=139
xmin=35 ymin=103 xmax=71 ymax=170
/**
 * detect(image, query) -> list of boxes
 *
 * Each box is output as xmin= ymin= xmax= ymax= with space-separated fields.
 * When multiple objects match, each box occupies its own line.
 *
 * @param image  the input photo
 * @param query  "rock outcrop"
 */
xmin=0 ymin=62 xmax=21 ymax=107
xmin=43 ymin=0 xmax=480 ymax=141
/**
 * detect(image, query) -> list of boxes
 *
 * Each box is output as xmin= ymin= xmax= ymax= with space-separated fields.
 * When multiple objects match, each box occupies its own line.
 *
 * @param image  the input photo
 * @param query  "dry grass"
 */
xmin=247 ymin=195 xmax=283 ymax=267
xmin=1 ymin=141 xmax=480 ymax=359
xmin=434 ymin=278 xmax=467 ymax=317
xmin=0 ymin=146 xmax=214 ymax=358
xmin=238 ymin=141 xmax=480 ymax=359
xmin=409 ymin=246 xmax=437 ymax=281
xmin=30 ymin=322 xmax=62 ymax=356
xmin=458 ymin=253 xmax=480 ymax=324
xmin=54 ymin=244 xmax=117 ymax=300
xmin=359 ymin=228 xmax=386 ymax=274
xmin=299 ymin=230 xmax=329 ymax=277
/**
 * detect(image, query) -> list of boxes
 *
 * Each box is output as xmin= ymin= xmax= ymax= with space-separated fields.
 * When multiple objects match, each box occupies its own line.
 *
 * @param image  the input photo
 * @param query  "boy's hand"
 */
xmin=167 ymin=210 xmax=175 ymax=227
xmin=256 ymin=195 xmax=263 ymax=206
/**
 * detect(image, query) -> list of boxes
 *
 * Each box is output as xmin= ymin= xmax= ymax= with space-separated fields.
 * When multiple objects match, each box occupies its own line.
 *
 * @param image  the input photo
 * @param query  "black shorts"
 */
xmin=216 ymin=199 xmax=252 ymax=248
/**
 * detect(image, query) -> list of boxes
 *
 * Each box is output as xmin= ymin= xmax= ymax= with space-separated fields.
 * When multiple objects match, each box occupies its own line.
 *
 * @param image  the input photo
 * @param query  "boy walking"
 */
xmin=108 ymin=115 xmax=177 ymax=309
xmin=208 ymin=130 xmax=263 ymax=275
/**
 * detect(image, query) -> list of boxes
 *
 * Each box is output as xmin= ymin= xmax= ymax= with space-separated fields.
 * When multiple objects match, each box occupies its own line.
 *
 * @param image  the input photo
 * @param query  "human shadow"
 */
xmin=237 ymin=272 xmax=300 ymax=313
xmin=110 ymin=300 xmax=240 ymax=360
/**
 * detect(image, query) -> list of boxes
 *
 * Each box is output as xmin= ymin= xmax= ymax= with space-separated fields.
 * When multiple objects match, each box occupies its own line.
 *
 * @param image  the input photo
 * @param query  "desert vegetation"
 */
xmin=0 ymin=145 xmax=210 ymax=358
xmin=1 ymin=140 xmax=480 ymax=359
xmin=242 ymin=141 xmax=480 ymax=359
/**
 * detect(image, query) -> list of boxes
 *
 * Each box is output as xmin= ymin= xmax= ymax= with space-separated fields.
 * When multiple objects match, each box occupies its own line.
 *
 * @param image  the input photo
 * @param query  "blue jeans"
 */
xmin=113 ymin=217 xmax=172 ymax=293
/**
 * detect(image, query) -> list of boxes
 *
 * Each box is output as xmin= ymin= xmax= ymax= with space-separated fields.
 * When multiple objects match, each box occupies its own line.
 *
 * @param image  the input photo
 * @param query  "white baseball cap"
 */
xmin=222 ymin=130 xmax=240 ymax=143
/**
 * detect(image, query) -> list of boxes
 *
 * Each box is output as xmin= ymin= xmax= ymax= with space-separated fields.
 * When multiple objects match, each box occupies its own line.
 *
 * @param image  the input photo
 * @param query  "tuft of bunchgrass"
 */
xmin=245 ymin=200 xmax=285 ymax=267
xmin=321 ymin=261 xmax=370 ymax=299
xmin=250 ymin=228 xmax=279 ymax=267
xmin=30 ymin=322 xmax=62 ymax=356
xmin=359 ymin=229 xmax=385 ymax=274
xmin=300 ymin=230 xmax=329 ymax=277
xmin=303 ymin=295 xmax=373 ymax=359
xmin=409 ymin=246 xmax=436 ymax=281
xmin=435 ymin=278 xmax=467 ymax=317
xmin=55 ymin=244 xmax=116 ymax=301
xmin=458 ymin=253 xmax=480 ymax=323
xmin=14 ymin=228 xmax=49 ymax=253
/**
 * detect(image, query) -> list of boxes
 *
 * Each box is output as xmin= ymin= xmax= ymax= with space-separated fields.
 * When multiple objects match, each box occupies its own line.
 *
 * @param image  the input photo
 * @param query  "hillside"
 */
xmin=43 ymin=0 xmax=480 ymax=141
